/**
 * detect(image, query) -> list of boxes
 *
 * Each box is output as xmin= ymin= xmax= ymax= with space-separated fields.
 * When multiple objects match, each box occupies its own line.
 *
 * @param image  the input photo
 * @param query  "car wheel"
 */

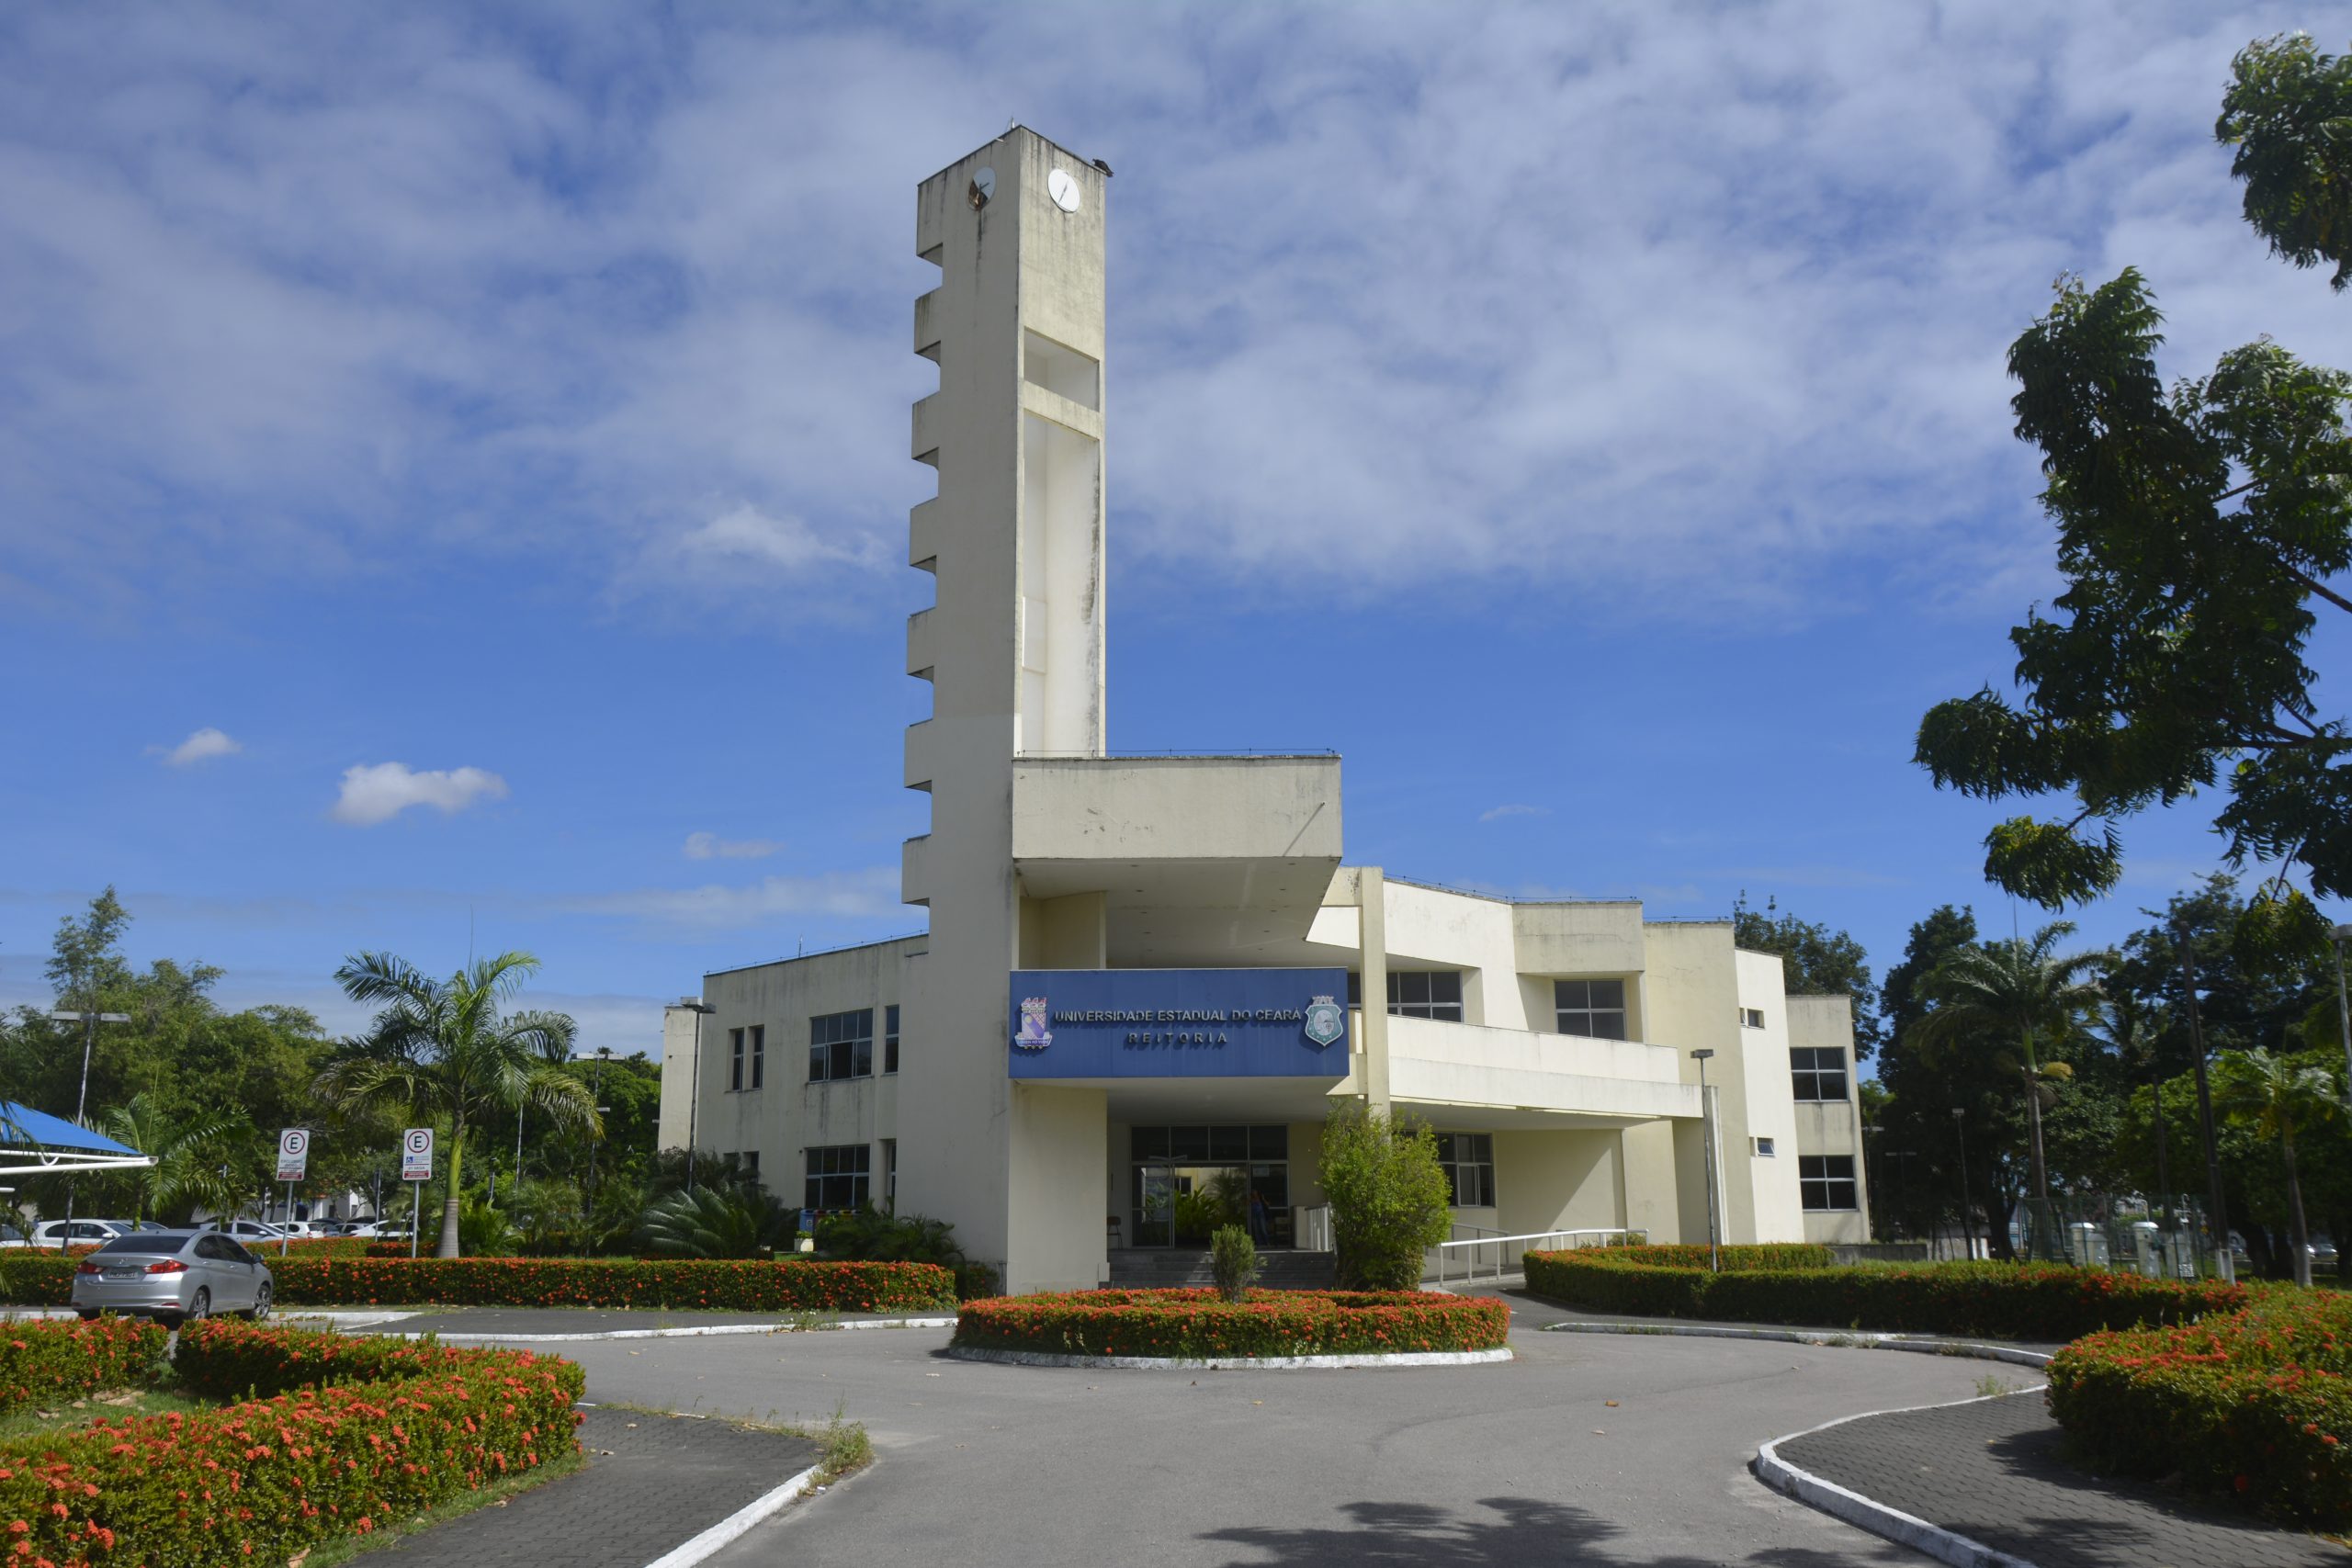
xmin=187 ymin=1287 xmax=210 ymax=1322
xmin=247 ymin=1283 xmax=272 ymax=1322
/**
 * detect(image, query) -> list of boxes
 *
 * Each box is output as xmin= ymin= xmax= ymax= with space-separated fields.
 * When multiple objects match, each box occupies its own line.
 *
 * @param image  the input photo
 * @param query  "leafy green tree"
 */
xmin=1912 ymin=922 xmax=2111 ymax=1251
xmin=1317 ymin=1102 xmax=1453 ymax=1290
xmin=2218 ymin=35 xmax=2352 ymax=292
xmin=2218 ymin=1046 xmax=2341 ymax=1286
xmin=316 ymin=951 xmax=599 ymax=1258
xmin=639 ymin=1185 xmax=797 ymax=1259
xmin=1733 ymin=895 xmax=1880 ymax=1056
xmin=93 ymin=1093 xmax=254 ymax=1225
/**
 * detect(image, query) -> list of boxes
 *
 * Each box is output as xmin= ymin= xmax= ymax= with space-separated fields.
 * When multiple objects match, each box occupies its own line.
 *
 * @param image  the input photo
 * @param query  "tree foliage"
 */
xmin=2218 ymin=34 xmax=2352 ymax=292
xmin=1732 ymin=895 xmax=1880 ymax=1057
xmin=1317 ymin=1102 xmax=1453 ymax=1291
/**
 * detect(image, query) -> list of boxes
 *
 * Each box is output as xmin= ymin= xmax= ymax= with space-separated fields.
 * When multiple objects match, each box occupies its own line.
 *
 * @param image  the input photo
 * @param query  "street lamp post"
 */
xmin=679 ymin=1000 xmax=716 ymax=1193
xmin=585 ymin=1046 xmax=615 ymax=1197
xmin=1690 ymin=1049 xmax=1720 ymax=1274
xmin=45 ymin=1008 xmax=129 ymax=1252
xmin=1951 ymin=1108 xmax=1974 ymax=1261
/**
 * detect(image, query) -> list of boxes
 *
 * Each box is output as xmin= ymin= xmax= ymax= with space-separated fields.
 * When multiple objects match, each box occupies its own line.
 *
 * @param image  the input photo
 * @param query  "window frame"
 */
xmin=728 ymin=1027 xmax=745 ymax=1092
xmin=1798 ymin=1154 xmax=1859 ymax=1212
xmin=749 ymin=1024 xmax=765 ymax=1090
xmin=1790 ymin=1046 xmax=1849 ymax=1103
xmin=1555 ymin=978 xmax=1628 ymax=1040
xmin=803 ymin=1143 xmax=872 ymax=1211
xmin=884 ymin=1005 xmax=899 ymax=1075
xmin=1386 ymin=970 xmax=1464 ymax=1021
xmin=1433 ymin=1132 xmax=1496 ymax=1208
xmin=807 ymin=1009 xmax=876 ymax=1084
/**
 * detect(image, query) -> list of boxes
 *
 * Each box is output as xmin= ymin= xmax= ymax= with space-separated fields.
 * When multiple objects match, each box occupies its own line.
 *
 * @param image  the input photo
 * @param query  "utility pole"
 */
xmin=1951 ymin=1108 xmax=1974 ymax=1261
xmin=45 ymin=1007 xmax=129 ymax=1251
xmin=680 ymin=1000 xmax=716 ymax=1193
xmin=2177 ymin=923 xmax=2233 ymax=1282
xmin=585 ymin=1046 xmax=614 ymax=1197
xmin=2333 ymin=924 xmax=2352 ymax=1099
xmin=1690 ymin=1049 xmax=1720 ymax=1274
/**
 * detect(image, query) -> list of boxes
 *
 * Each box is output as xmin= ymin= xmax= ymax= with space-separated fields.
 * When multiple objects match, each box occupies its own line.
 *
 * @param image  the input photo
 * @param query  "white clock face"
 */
xmin=1046 ymin=168 xmax=1081 ymax=213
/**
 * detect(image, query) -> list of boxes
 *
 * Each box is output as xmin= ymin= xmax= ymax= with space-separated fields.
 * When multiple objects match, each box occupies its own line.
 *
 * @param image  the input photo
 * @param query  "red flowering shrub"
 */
xmin=1 ymin=1255 xmax=956 ymax=1314
xmin=952 ymin=1288 xmax=1510 ymax=1358
xmin=0 ymin=1319 xmax=585 ymax=1568
xmin=2048 ymin=1292 xmax=2352 ymax=1524
xmin=0 ymin=1318 xmax=167 ymax=1416
xmin=1522 ymin=1247 xmax=2248 ymax=1342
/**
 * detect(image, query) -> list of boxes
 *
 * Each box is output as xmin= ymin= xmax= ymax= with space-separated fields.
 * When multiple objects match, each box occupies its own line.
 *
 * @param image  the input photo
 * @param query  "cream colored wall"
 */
xmin=1788 ymin=993 xmax=1871 ymax=1244
xmin=1733 ymin=950 xmax=1807 ymax=1244
xmin=1492 ymin=1131 xmax=1623 ymax=1235
xmin=1617 ymin=1122 xmax=1685 ymax=1242
xmin=1380 ymin=881 xmax=1522 ymax=1026
xmin=656 ymin=1006 xmax=699 ymax=1154
xmin=1007 ymin=1084 xmax=1108 ymax=1289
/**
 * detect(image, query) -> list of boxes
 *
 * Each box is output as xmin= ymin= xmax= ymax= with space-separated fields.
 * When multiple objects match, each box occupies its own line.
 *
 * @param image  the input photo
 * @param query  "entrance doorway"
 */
xmin=1128 ymin=1125 xmax=1291 ymax=1247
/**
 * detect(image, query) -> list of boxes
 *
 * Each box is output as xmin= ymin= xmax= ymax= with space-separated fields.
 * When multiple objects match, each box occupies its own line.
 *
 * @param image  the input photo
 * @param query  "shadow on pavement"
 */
xmin=1201 ymin=1495 xmax=1913 ymax=1567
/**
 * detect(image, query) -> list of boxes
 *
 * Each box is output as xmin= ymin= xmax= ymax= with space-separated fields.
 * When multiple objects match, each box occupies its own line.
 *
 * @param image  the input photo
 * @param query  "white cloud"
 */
xmin=555 ymin=868 xmax=903 ymax=931
xmin=330 ymin=761 xmax=508 ymax=827
xmin=1478 ymin=803 xmax=1548 ymax=823
xmin=156 ymin=727 xmax=240 ymax=766
xmin=684 ymin=830 xmax=785 ymax=861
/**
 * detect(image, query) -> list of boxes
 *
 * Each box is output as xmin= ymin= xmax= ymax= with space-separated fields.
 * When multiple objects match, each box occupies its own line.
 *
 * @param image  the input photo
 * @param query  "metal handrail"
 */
xmin=1431 ymin=1227 xmax=1637 ymax=1285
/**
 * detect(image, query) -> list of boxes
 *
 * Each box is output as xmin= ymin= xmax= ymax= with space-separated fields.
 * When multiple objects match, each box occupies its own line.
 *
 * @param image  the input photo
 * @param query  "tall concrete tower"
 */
xmin=898 ymin=129 xmax=1111 ymax=1287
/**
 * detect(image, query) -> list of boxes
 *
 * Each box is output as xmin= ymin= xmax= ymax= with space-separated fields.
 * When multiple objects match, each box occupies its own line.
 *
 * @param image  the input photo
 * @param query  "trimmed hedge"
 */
xmin=952 ymin=1288 xmax=1511 ymax=1359
xmin=0 ymin=1317 xmax=166 ymax=1416
xmin=1522 ymin=1247 xmax=2249 ymax=1343
xmin=2049 ymin=1292 xmax=2352 ymax=1525
xmin=1570 ymin=1243 xmax=1835 ymax=1272
xmin=0 ymin=1255 xmax=957 ymax=1314
xmin=0 ymin=1318 xmax=583 ymax=1567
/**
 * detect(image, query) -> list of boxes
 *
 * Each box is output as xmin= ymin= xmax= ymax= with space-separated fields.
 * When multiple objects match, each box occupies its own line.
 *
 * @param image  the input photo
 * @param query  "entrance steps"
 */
xmin=1107 ymin=1248 xmax=1338 ymax=1291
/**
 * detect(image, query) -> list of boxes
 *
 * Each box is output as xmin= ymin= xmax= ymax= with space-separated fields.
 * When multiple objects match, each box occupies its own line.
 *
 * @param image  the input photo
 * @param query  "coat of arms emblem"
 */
xmin=1014 ymin=996 xmax=1054 ymax=1051
xmin=1303 ymin=995 xmax=1345 ymax=1049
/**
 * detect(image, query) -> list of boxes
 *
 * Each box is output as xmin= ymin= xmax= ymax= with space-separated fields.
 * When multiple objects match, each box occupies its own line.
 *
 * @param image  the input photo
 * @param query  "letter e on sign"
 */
xmin=276 ymin=1128 xmax=310 ymax=1183
xmin=401 ymin=1127 xmax=434 ymax=1182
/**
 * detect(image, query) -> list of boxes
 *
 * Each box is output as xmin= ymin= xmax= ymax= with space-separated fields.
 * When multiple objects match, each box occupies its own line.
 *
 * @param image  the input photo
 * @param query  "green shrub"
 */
xmin=0 ymin=1319 xmax=582 ymax=1567
xmin=1209 ymin=1225 xmax=1261 ymax=1303
xmin=815 ymin=1204 xmax=961 ymax=1266
xmin=1318 ymin=1102 xmax=1453 ymax=1290
xmin=0 ymin=1316 xmax=166 ymax=1415
xmin=2048 ymin=1292 xmax=2352 ymax=1524
xmin=953 ymin=1261 xmax=999 ymax=1302
xmin=1522 ymin=1247 xmax=2250 ymax=1342
xmin=953 ymin=1288 xmax=1510 ymax=1358
xmin=639 ymin=1185 xmax=798 ymax=1259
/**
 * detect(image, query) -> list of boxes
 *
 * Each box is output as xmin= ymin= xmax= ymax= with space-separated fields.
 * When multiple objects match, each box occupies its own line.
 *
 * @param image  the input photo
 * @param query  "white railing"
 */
xmin=1431 ymin=1228 xmax=1637 ymax=1285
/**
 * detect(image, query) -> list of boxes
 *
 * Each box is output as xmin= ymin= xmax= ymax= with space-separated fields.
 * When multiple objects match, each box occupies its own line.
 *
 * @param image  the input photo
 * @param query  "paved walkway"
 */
xmin=335 ymin=1305 xmax=947 ymax=1337
xmin=362 ymin=1406 xmax=816 ymax=1566
xmin=1777 ymin=1393 xmax=2348 ymax=1567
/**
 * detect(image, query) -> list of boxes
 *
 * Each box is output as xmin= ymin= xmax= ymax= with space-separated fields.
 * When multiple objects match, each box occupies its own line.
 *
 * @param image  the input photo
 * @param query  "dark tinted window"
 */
xmin=97 ymin=1233 xmax=191 ymax=1255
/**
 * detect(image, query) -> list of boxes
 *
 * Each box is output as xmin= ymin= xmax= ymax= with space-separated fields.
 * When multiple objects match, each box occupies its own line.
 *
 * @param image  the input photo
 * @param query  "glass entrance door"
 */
xmin=1128 ymin=1124 xmax=1295 ymax=1247
xmin=1134 ymin=1165 xmax=1176 ymax=1247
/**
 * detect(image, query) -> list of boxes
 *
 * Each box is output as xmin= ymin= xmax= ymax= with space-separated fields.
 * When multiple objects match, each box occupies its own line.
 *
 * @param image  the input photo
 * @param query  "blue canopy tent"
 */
xmin=0 ymin=1102 xmax=153 ymax=1179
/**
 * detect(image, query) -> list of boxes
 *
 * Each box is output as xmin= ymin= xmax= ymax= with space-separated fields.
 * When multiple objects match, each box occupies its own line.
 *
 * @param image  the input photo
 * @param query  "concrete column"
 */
xmin=1360 ymin=866 xmax=1390 ymax=1113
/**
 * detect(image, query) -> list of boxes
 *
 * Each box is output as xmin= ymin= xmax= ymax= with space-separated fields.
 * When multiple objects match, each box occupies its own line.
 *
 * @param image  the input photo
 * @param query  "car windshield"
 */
xmin=95 ymin=1233 xmax=189 ymax=1255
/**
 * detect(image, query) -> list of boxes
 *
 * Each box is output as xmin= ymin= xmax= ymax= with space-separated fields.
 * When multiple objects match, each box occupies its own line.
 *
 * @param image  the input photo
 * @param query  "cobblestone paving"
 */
xmin=361 ymin=1406 xmax=818 ymax=1566
xmin=1776 ymin=1392 xmax=2349 ymax=1567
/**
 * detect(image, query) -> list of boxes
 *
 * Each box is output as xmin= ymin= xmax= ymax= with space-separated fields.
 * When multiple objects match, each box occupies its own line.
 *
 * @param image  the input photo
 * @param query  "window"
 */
xmin=1799 ymin=1155 xmax=1859 ymax=1211
xmin=804 ymin=1144 xmax=871 ymax=1210
xmin=1740 ymin=1007 xmax=1765 ymax=1030
xmin=883 ymin=1139 xmax=898 ymax=1203
xmin=1791 ymin=1046 xmax=1848 ymax=1102
xmin=808 ymin=1009 xmax=876 ymax=1083
xmin=1555 ymin=979 xmax=1628 ymax=1040
xmin=729 ymin=1027 xmax=745 ymax=1091
xmin=1752 ymin=1136 xmax=1777 ymax=1157
xmin=741 ymin=1150 xmax=759 ymax=1176
xmin=1434 ymin=1133 xmax=1496 ymax=1207
xmin=1386 ymin=971 xmax=1464 ymax=1021
xmin=749 ymin=1025 xmax=765 ymax=1090
xmin=885 ymin=1005 xmax=900 ymax=1075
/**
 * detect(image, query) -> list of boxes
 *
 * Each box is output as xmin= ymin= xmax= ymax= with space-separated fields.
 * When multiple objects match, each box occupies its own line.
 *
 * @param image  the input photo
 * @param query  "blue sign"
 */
xmin=1009 ymin=967 xmax=1352 ymax=1080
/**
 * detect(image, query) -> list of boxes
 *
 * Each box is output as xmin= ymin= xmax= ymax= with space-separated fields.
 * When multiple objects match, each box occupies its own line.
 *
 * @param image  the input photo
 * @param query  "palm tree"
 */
xmin=94 ymin=1093 xmax=254 ymax=1225
xmin=318 ymin=951 xmax=600 ymax=1258
xmin=1915 ymin=922 xmax=2110 ymax=1256
xmin=2218 ymin=1047 xmax=2340 ymax=1288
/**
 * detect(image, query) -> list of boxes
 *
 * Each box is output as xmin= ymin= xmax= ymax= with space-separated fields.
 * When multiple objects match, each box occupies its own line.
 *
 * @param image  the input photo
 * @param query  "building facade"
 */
xmin=657 ymin=128 xmax=1871 ymax=1291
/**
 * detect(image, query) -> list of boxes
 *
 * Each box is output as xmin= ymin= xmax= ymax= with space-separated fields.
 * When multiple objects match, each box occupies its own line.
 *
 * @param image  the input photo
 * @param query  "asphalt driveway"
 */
xmin=545 ymin=1319 xmax=1992 ymax=1567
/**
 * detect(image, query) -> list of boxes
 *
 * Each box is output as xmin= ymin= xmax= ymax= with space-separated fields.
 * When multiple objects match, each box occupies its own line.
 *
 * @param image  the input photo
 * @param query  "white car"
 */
xmin=343 ymin=1221 xmax=406 ymax=1239
xmin=0 ymin=1219 xmax=129 ymax=1249
xmin=221 ymin=1219 xmax=290 ymax=1243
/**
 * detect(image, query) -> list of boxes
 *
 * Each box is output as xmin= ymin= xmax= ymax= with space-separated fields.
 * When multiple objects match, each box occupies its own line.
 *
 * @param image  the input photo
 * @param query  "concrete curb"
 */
xmin=944 ymin=1345 xmax=1513 ymax=1371
xmin=639 ymin=1460 xmax=826 ymax=1568
xmin=1752 ymin=1391 xmax=2049 ymax=1568
xmin=410 ymin=1316 xmax=958 ymax=1344
xmin=1542 ymin=1319 xmax=2053 ymax=1367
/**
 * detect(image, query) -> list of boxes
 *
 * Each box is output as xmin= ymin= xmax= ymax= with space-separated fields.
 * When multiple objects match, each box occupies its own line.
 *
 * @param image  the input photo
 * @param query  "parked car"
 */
xmin=0 ymin=1219 xmax=129 ymax=1249
xmin=71 ymin=1231 xmax=273 ymax=1325
xmin=345 ymin=1221 xmax=407 ymax=1239
xmin=221 ymin=1219 xmax=289 ymax=1243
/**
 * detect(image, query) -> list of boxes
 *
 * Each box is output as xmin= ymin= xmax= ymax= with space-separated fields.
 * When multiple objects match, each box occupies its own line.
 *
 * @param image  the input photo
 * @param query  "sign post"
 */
xmin=275 ymin=1129 xmax=310 ymax=1257
xmin=401 ymin=1129 xmax=434 ymax=1260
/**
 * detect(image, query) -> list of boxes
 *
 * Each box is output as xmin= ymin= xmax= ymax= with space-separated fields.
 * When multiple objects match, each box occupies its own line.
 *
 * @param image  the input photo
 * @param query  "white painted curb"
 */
xmin=639 ymin=1460 xmax=825 ymax=1568
xmin=413 ymin=1316 xmax=956 ymax=1344
xmin=946 ymin=1346 xmax=1513 ymax=1371
xmin=1544 ymin=1319 xmax=2052 ymax=1367
xmin=1752 ymin=1389 xmax=2049 ymax=1568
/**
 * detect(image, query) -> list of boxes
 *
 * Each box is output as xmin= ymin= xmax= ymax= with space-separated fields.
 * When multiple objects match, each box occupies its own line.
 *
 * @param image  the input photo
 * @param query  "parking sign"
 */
xmin=276 ymin=1128 xmax=310 ymax=1183
xmin=401 ymin=1128 xmax=434 ymax=1182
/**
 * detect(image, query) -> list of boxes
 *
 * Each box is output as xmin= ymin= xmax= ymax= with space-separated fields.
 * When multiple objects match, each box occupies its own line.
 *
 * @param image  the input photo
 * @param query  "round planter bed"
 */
xmin=948 ymin=1287 xmax=1511 ymax=1370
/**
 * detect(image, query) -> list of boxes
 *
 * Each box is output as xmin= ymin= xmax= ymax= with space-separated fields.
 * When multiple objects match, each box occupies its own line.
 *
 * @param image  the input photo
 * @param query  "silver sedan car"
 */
xmin=71 ymin=1231 xmax=274 ymax=1325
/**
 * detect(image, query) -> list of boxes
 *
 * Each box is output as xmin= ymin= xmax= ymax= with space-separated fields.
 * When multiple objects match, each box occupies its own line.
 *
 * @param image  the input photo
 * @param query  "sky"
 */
xmin=3 ymin=3 xmax=2348 ymax=1061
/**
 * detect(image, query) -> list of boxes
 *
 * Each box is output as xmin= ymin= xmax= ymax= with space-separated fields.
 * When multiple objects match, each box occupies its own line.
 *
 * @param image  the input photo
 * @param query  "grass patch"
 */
xmin=0 ymin=1386 xmax=208 ymax=1442
xmin=291 ymin=1447 xmax=589 ymax=1568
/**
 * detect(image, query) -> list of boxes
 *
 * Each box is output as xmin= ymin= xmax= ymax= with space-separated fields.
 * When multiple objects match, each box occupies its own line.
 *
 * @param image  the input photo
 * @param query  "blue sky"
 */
xmin=3 ymin=3 xmax=2347 ymax=1057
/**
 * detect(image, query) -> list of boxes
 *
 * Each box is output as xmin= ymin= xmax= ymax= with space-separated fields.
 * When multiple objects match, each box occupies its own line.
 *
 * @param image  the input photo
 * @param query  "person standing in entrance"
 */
xmin=1248 ymin=1189 xmax=1272 ymax=1245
